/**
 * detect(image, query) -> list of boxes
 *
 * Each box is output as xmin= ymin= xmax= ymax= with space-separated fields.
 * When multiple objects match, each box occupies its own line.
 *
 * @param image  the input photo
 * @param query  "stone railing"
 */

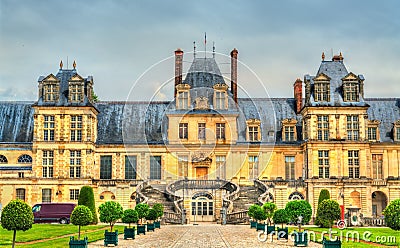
xmin=226 ymin=210 xmax=249 ymax=224
xmin=135 ymin=180 xmax=149 ymax=204
xmin=92 ymin=179 xmax=143 ymax=187
xmin=220 ymin=181 xmax=240 ymax=213
xmin=163 ymin=211 xmax=182 ymax=224
xmin=254 ymin=179 xmax=269 ymax=204
xmin=362 ymin=217 xmax=386 ymax=226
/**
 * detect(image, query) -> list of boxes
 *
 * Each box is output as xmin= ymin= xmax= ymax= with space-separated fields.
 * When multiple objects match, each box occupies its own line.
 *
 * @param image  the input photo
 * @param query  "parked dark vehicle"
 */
xmin=32 ymin=203 xmax=76 ymax=224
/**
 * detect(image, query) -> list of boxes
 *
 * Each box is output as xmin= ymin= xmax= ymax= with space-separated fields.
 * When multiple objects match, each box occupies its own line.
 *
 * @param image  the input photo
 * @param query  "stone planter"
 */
xmin=147 ymin=223 xmax=155 ymax=232
xmin=250 ymin=221 xmax=257 ymax=229
xmin=124 ymin=227 xmax=136 ymax=240
xmin=322 ymin=237 xmax=341 ymax=248
xmin=292 ymin=231 xmax=308 ymax=247
xmin=154 ymin=221 xmax=161 ymax=229
xmin=256 ymin=223 xmax=265 ymax=231
xmin=266 ymin=225 xmax=276 ymax=235
xmin=104 ymin=230 xmax=118 ymax=247
xmin=69 ymin=236 xmax=88 ymax=248
xmin=137 ymin=225 xmax=146 ymax=235
xmin=277 ymin=227 xmax=288 ymax=240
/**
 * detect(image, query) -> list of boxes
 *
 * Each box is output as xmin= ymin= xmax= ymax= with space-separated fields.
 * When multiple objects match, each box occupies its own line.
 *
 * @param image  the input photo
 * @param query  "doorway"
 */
xmin=190 ymin=192 xmax=214 ymax=222
xmin=372 ymin=191 xmax=387 ymax=217
xmin=196 ymin=167 xmax=208 ymax=179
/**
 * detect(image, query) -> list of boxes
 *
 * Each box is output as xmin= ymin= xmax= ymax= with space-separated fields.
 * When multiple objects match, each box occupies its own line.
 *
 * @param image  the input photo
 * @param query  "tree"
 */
xmin=1 ymin=200 xmax=34 ymax=248
xmin=152 ymin=203 xmax=164 ymax=220
xmin=315 ymin=189 xmax=331 ymax=226
xmin=98 ymin=201 xmax=123 ymax=232
xmin=285 ymin=200 xmax=312 ymax=231
xmin=146 ymin=208 xmax=158 ymax=222
xmin=273 ymin=209 xmax=289 ymax=228
xmin=78 ymin=186 xmax=98 ymax=224
xmin=122 ymin=209 xmax=139 ymax=228
xmin=135 ymin=203 xmax=149 ymax=225
xmin=70 ymin=205 xmax=93 ymax=240
xmin=383 ymin=199 xmax=400 ymax=231
xmin=248 ymin=204 xmax=259 ymax=220
xmin=252 ymin=205 xmax=267 ymax=223
xmin=91 ymin=91 xmax=99 ymax=102
xmin=316 ymin=200 xmax=341 ymax=228
xmin=262 ymin=202 xmax=277 ymax=225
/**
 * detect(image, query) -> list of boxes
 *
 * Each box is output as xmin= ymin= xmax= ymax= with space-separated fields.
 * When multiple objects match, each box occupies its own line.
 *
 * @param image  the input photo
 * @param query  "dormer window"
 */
xmin=367 ymin=120 xmax=380 ymax=142
xmin=176 ymin=84 xmax=191 ymax=109
xmin=313 ymin=74 xmax=331 ymax=102
xmin=246 ymin=119 xmax=261 ymax=142
xmin=213 ymin=83 xmax=228 ymax=110
xmin=282 ymin=119 xmax=297 ymax=142
xmin=69 ymin=83 xmax=84 ymax=102
xmin=342 ymin=73 xmax=362 ymax=102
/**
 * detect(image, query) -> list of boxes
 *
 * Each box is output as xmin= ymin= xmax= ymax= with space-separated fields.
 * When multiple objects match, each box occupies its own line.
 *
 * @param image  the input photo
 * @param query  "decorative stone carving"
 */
xmin=194 ymin=96 xmax=209 ymax=110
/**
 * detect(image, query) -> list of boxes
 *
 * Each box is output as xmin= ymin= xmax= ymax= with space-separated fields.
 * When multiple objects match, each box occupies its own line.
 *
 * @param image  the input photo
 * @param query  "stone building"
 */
xmin=0 ymin=48 xmax=399 ymax=224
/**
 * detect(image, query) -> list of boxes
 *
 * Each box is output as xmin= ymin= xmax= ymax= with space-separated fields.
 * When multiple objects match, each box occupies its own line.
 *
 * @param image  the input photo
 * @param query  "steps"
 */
xmin=141 ymin=184 xmax=176 ymax=212
xmin=232 ymin=186 xmax=263 ymax=212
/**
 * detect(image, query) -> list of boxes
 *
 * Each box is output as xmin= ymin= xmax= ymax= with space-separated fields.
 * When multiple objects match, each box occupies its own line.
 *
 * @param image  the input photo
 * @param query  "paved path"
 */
xmin=88 ymin=224 xmax=323 ymax=248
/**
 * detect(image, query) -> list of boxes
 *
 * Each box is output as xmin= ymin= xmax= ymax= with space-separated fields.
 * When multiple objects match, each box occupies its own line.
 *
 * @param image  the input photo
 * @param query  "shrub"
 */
xmin=70 ymin=205 xmax=93 ymax=240
xmin=153 ymin=203 xmax=164 ymax=220
xmin=285 ymin=200 xmax=312 ymax=231
xmin=135 ymin=203 xmax=149 ymax=225
xmin=316 ymin=199 xmax=341 ymax=228
xmin=122 ymin=209 xmax=139 ymax=228
xmin=1 ymin=200 xmax=34 ymax=248
xmin=383 ymin=199 xmax=400 ymax=231
xmin=78 ymin=186 xmax=98 ymax=224
xmin=252 ymin=205 xmax=267 ymax=222
xmin=146 ymin=208 xmax=158 ymax=222
xmin=315 ymin=189 xmax=331 ymax=226
xmin=248 ymin=204 xmax=259 ymax=220
xmin=262 ymin=202 xmax=277 ymax=225
xmin=98 ymin=201 xmax=123 ymax=232
xmin=272 ymin=209 xmax=289 ymax=228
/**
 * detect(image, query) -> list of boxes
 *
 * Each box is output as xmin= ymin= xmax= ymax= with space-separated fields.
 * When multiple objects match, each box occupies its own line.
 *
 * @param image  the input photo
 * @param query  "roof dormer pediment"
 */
xmin=42 ymin=74 xmax=59 ymax=82
xmin=342 ymin=72 xmax=358 ymax=81
xmin=69 ymin=74 xmax=84 ymax=82
xmin=313 ymin=73 xmax=331 ymax=81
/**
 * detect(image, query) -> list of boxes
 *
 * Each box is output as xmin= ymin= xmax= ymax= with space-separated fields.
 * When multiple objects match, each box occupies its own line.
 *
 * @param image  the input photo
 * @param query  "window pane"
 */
xmin=100 ymin=156 xmax=112 ymax=179
xmin=125 ymin=156 xmax=137 ymax=179
xmin=150 ymin=156 xmax=161 ymax=179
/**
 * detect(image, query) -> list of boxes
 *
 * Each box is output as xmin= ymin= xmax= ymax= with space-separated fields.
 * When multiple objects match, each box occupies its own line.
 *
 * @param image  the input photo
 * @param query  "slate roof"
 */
xmin=183 ymin=58 xmax=226 ymax=88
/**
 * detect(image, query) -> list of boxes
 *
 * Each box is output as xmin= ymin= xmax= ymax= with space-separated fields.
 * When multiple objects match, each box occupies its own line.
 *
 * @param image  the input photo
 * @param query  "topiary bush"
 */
xmin=273 ymin=209 xmax=289 ymax=228
xmin=315 ymin=189 xmax=331 ymax=226
xmin=262 ymin=202 xmax=277 ymax=225
xmin=253 ymin=205 xmax=267 ymax=223
xmin=78 ymin=186 xmax=98 ymax=224
xmin=315 ymin=199 xmax=341 ymax=228
xmin=122 ymin=209 xmax=139 ymax=228
xmin=98 ymin=201 xmax=123 ymax=232
xmin=248 ymin=204 xmax=259 ymax=220
xmin=1 ymin=200 xmax=34 ymax=248
xmin=285 ymin=200 xmax=312 ymax=231
xmin=70 ymin=205 xmax=93 ymax=240
xmin=383 ymin=199 xmax=400 ymax=231
xmin=153 ymin=203 xmax=164 ymax=220
xmin=146 ymin=208 xmax=158 ymax=222
xmin=135 ymin=203 xmax=149 ymax=225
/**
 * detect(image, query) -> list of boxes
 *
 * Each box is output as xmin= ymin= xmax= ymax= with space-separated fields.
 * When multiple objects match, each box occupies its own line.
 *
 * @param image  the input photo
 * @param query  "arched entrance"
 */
xmin=190 ymin=192 xmax=214 ymax=222
xmin=372 ymin=191 xmax=387 ymax=217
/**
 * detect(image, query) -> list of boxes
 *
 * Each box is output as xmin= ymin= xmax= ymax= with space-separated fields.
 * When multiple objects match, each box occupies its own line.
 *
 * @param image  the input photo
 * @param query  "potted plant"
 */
xmin=248 ymin=204 xmax=258 ymax=229
xmin=98 ymin=201 xmax=123 ymax=246
xmin=146 ymin=208 xmax=158 ymax=232
xmin=69 ymin=205 xmax=93 ymax=248
xmin=0 ymin=200 xmax=34 ymax=248
xmin=253 ymin=205 xmax=267 ymax=231
xmin=153 ymin=203 xmax=164 ymax=228
xmin=273 ymin=209 xmax=289 ymax=240
xmin=122 ymin=209 xmax=138 ymax=240
xmin=262 ymin=202 xmax=277 ymax=235
xmin=285 ymin=200 xmax=312 ymax=247
xmin=135 ymin=203 xmax=149 ymax=235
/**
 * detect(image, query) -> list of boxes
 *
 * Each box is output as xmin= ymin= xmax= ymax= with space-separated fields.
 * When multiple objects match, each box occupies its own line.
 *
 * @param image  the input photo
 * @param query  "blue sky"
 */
xmin=0 ymin=0 xmax=399 ymax=101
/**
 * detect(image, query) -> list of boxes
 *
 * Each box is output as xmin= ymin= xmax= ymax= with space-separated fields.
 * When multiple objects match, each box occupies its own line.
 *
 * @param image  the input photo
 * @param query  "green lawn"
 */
xmin=288 ymin=226 xmax=400 ymax=247
xmin=0 ymin=224 xmax=125 ymax=247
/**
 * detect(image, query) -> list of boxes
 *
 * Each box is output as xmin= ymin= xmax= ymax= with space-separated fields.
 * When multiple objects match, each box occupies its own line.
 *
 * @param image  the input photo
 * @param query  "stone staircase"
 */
xmin=141 ymin=184 xmax=176 ymax=212
xmin=232 ymin=186 xmax=263 ymax=212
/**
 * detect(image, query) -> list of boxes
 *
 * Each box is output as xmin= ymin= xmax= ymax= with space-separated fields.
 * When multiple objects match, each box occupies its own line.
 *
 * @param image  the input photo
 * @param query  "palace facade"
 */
xmin=0 ymin=48 xmax=399 ymax=224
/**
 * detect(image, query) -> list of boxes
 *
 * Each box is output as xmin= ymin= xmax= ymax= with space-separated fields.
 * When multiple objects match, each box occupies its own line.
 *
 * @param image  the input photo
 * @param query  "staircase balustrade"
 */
xmin=136 ymin=180 xmax=149 ymax=204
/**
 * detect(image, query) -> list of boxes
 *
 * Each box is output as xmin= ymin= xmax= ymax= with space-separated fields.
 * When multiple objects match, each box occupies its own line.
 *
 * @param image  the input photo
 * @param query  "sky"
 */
xmin=0 ymin=0 xmax=399 ymax=101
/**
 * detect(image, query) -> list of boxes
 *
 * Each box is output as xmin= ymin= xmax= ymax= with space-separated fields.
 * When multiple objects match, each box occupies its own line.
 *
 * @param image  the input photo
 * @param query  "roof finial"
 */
xmin=339 ymin=52 xmax=343 ymax=60
xmin=213 ymin=41 xmax=215 ymax=58
xmin=73 ymin=60 xmax=76 ymax=69
xmin=322 ymin=52 xmax=325 ymax=61
xmin=204 ymin=32 xmax=207 ymax=58
xmin=60 ymin=60 xmax=63 ymax=69
xmin=193 ymin=41 xmax=196 ymax=59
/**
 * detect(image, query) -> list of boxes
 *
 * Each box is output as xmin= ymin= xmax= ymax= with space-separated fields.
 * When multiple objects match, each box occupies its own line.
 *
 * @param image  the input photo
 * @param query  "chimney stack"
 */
xmin=230 ymin=48 xmax=238 ymax=103
xmin=294 ymin=78 xmax=303 ymax=114
xmin=174 ymin=49 xmax=184 ymax=97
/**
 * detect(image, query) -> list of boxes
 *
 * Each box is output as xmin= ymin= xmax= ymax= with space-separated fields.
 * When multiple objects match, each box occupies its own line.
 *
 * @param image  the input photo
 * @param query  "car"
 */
xmin=32 ymin=203 xmax=76 ymax=224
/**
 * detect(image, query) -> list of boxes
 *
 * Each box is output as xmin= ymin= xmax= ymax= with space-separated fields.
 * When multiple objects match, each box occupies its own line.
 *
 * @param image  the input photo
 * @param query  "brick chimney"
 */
xmin=174 ymin=49 xmax=184 ymax=98
xmin=230 ymin=48 xmax=238 ymax=103
xmin=294 ymin=78 xmax=303 ymax=114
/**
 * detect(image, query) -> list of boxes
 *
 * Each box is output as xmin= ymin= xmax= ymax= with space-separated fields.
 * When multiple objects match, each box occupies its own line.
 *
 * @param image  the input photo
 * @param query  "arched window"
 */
xmin=18 ymin=154 xmax=32 ymax=164
xmin=0 ymin=155 xmax=7 ymax=163
xmin=288 ymin=192 xmax=304 ymax=201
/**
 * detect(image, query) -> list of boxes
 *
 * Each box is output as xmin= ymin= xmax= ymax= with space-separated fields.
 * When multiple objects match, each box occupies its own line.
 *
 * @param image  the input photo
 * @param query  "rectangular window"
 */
xmin=44 ymin=84 xmax=58 ymax=102
xmin=248 ymin=156 xmax=259 ymax=179
xmin=100 ymin=155 xmax=112 ymax=179
xmin=42 ymin=150 xmax=54 ymax=178
xmin=397 ymin=127 xmax=400 ymax=141
xmin=285 ymin=156 xmax=295 ymax=180
xmin=314 ymin=82 xmax=330 ymax=102
xmin=125 ymin=156 xmax=137 ymax=179
xmin=42 ymin=189 xmax=52 ymax=203
xmin=347 ymin=115 xmax=359 ymax=141
xmin=69 ymin=189 xmax=80 ymax=200
xmin=284 ymin=126 xmax=295 ymax=141
xmin=179 ymin=123 xmax=188 ymax=139
xmin=178 ymin=91 xmax=189 ymax=109
xmin=216 ymin=123 xmax=225 ymax=140
xmin=16 ymin=188 xmax=26 ymax=201
xmin=150 ymin=156 xmax=161 ymax=180
xmin=215 ymin=91 xmax=226 ymax=109
xmin=249 ymin=126 xmax=259 ymax=141
xmin=70 ymin=85 xmax=83 ymax=102
xmin=368 ymin=127 xmax=377 ymax=141
xmin=372 ymin=154 xmax=383 ymax=179
xmin=216 ymin=155 xmax=226 ymax=179
xmin=303 ymin=119 xmax=308 ymax=140
xmin=69 ymin=150 xmax=81 ymax=178
xmin=317 ymin=115 xmax=329 ymax=141
xmin=70 ymin=115 xmax=83 ymax=141
xmin=318 ymin=150 xmax=330 ymax=178
xmin=198 ymin=123 xmax=206 ymax=140
xmin=344 ymin=82 xmax=359 ymax=102
xmin=348 ymin=150 xmax=360 ymax=178
xmin=178 ymin=155 xmax=188 ymax=178
xmin=43 ymin=115 xmax=55 ymax=141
